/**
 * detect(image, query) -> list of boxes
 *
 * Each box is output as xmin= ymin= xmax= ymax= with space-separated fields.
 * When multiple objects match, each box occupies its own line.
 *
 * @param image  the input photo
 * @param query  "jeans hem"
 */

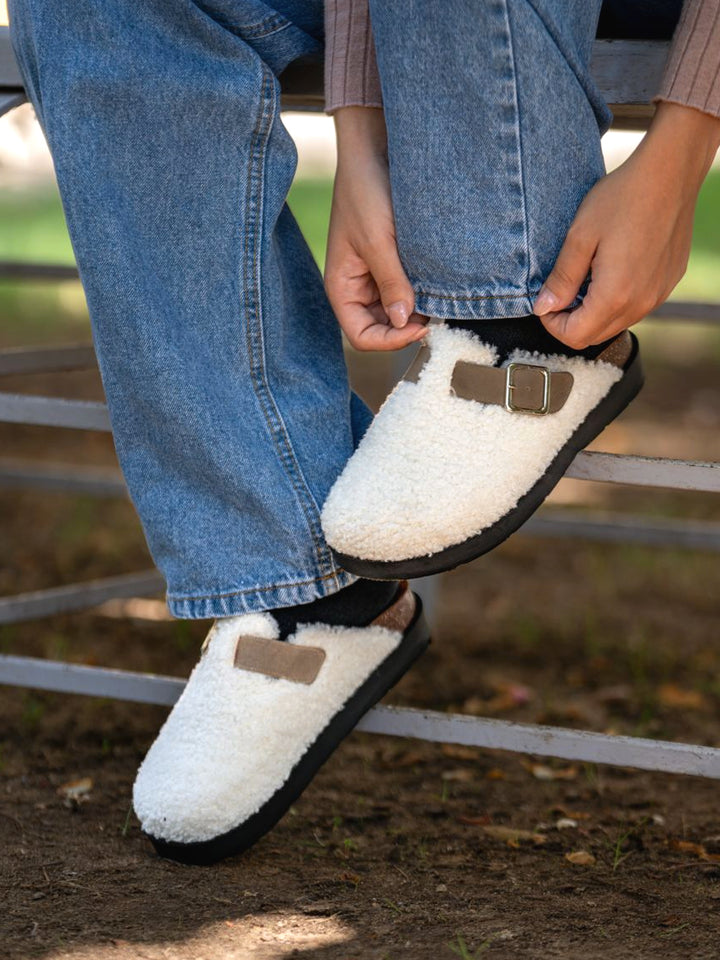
xmin=166 ymin=568 xmax=358 ymax=619
xmin=414 ymin=288 xmax=540 ymax=321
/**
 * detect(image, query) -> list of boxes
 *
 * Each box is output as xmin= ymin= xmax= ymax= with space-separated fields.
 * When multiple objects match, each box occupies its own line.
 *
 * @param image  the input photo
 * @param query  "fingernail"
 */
xmin=533 ymin=288 xmax=560 ymax=316
xmin=387 ymin=302 xmax=409 ymax=327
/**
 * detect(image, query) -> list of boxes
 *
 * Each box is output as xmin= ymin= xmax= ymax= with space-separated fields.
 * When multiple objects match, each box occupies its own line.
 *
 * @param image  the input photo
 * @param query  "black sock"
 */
xmin=445 ymin=315 xmax=614 ymax=362
xmin=271 ymin=577 xmax=400 ymax=640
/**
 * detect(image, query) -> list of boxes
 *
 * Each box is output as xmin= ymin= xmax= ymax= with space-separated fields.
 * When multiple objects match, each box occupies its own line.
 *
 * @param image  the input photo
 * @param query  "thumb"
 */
xmin=533 ymin=227 xmax=596 ymax=317
xmin=364 ymin=237 xmax=415 ymax=328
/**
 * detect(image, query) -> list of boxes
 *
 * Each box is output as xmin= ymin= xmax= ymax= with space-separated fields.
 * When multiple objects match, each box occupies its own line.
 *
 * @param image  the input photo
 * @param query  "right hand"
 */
xmin=324 ymin=107 xmax=428 ymax=351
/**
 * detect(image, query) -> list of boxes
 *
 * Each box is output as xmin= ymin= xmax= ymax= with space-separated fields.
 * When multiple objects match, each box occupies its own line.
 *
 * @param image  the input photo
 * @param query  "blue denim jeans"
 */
xmin=7 ymin=0 xmax=679 ymax=618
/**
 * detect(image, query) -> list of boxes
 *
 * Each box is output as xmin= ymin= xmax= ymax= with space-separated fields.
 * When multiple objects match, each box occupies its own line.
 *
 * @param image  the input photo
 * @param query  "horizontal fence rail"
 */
xmin=1 ymin=458 xmax=718 ymax=554
xmin=0 ymin=343 xmax=96 ymax=375
xmin=358 ymin=705 xmax=720 ymax=780
xmin=0 ymin=391 xmax=716 ymax=486
xmin=0 ymin=392 xmax=111 ymax=429
xmin=2 ymin=655 xmax=720 ymax=779
xmin=565 ymin=451 xmax=720 ymax=492
xmin=0 ymin=458 xmax=128 ymax=496
xmin=0 ymin=261 xmax=79 ymax=281
xmin=0 ymin=571 xmax=165 ymax=624
xmin=524 ymin=510 xmax=720 ymax=552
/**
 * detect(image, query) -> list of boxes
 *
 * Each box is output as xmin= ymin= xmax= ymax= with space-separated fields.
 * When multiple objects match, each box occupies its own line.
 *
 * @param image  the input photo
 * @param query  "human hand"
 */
xmin=324 ymin=107 xmax=428 ymax=351
xmin=533 ymin=102 xmax=720 ymax=349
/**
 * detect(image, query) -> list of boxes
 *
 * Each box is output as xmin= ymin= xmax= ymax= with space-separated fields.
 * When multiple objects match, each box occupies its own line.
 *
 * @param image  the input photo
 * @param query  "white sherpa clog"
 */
xmin=133 ymin=582 xmax=429 ymax=865
xmin=321 ymin=323 xmax=643 ymax=579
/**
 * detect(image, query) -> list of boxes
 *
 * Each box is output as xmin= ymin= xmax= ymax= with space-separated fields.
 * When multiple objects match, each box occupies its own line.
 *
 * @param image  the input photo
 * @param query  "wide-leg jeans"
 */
xmin=7 ymin=0 xmax=680 ymax=617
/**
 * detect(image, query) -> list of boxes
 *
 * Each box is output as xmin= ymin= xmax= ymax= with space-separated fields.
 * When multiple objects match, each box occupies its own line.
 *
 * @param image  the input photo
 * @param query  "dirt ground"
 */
xmin=1 ymin=325 xmax=720 ymax=960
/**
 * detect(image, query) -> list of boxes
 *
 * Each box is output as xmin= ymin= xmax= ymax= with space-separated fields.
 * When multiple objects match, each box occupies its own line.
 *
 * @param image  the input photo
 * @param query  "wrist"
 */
xmin=334 ymin=106 xmax=388 ymax=161
xmin=642 ymin=101 xmax=720 ymax=185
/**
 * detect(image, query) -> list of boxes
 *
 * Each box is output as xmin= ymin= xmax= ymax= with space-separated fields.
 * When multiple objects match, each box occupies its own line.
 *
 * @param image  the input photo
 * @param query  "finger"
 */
xmin=533 ymin=225 xmax=597 ymax=317
xmin=341 ymin=301 xmax=428 ymax=351
xmin=355 ymin=320 xmax=428 ymax=351
xmin=540 ymin=283 xmax=622 ymax=349
xmin=362 ymin=238 xmax=415 ymax=329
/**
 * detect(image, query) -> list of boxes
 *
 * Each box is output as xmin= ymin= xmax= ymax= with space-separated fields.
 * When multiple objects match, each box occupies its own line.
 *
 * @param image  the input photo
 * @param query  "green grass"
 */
xmin=1 ymin=168 xmax=719 ymax=345
xmin=287 ymin=177 xmax=333 ymax=268
xmin=0 ymin=186 xmax=76 ymax=264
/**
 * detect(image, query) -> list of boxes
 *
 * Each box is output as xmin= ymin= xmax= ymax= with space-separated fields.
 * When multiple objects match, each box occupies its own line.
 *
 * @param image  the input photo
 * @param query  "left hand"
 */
xmin=325 ymin=107 xmax=429 ymax=352
xmin=533 ymin=102 xmax=720 ymax=348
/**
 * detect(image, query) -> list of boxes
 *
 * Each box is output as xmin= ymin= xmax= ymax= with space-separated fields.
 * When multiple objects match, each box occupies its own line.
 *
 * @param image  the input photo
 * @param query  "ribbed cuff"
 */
xmin=324 ymin=0 xmax=383 ymax=114
xmin=656 ymin=0 xmax=720 ymax=118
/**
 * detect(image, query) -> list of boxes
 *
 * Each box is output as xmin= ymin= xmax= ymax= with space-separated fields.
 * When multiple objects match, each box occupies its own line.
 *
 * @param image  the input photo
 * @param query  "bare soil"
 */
xmin=1 ymin=329 xmax=720 ymax=959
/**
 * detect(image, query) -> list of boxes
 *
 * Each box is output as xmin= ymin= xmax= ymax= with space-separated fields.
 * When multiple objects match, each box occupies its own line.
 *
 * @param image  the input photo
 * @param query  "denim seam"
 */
xmin=241 ymin=65 xmax=341 ymax=590
xmin=167 ymin=569 xmax=344 ymax=602
xmin=241 ymin=14 xmax=292 ymax=40
xmin=502 ymin=0 xmax=532 ymax=302
xmin=412 ymin=289 xmax=537 ymax=302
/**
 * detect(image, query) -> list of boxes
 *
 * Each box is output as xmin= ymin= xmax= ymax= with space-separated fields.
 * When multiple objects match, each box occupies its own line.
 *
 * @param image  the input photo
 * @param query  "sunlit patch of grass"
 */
xmin=287 ymin=177 xmax=333 ymax=269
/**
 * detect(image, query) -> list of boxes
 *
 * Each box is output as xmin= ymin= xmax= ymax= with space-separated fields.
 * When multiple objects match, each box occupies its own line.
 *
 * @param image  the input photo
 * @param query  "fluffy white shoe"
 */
xmin=321 ymin=323 xmax=643 ymax=579
xmin=133 ymin=582 xmax=429 ymax=865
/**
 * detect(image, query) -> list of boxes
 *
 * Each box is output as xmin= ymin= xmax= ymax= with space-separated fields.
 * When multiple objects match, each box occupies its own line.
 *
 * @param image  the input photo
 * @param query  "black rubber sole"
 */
xmin=333 ymin=335 xmax=644 ymax=580
xmin=147 ymin=595 xmax=431 ymax=866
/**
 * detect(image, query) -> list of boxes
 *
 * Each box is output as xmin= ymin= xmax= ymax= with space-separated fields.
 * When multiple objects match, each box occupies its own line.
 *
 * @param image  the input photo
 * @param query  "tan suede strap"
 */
xmin=452 ymin=362 xmax=573 ymax=414
xmin=234 ymin=634 xmax=326 ymax=684
xmin=595 ymin=331 xmax=633 ymax=368
xmin=231 ymin=582 xmax=415 ymax=685
xmin=402 ymin=331 xmax=632 ymax=416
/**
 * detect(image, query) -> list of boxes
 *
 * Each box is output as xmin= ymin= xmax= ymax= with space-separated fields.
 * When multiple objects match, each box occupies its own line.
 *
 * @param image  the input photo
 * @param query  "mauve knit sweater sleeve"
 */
xmin=324 ymin=0 xmax=720 ymax=119
xmin=655 ymin=0 xmax=720 ymax=116
xmin=323 ymin=0 xmax=383 ymax=113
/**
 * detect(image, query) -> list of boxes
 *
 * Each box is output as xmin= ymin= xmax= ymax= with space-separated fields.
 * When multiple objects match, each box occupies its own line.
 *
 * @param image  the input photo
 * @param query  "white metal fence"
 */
xmin=1 ymin=29 xmax=719 ymax=778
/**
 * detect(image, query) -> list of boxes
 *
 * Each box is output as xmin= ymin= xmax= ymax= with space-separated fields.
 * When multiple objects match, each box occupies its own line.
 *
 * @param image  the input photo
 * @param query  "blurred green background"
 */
xmin=1 ymin=169 xmax=719 ymax=348
xmin=0 ymin=178 xmax=333 ymax=347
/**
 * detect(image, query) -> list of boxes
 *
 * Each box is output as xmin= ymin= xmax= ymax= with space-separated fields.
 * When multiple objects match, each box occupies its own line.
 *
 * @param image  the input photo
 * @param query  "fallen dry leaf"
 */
xmin=668 ymin=838 xmax=720 ymax=862
xmin=441 ymin=744 xmax=480 ymax=761
xmin=441 ymin=768 xmax=474 ymax=783
xmin=462 ymin=696 xmax=488 ymax=715
xmin=670 ymin=839 xmax=705 ymax=856
xmin=485 ymin=768 xmax=507 ymax=781
xmin=481 ymin=825 xmax=546 ymax=847
xmin=389 ymin=750 xmax=426 ymax=768
xmin=57 ymin=777 xmax=93 ymax=806
xmin=657 ymin=684 xmax=707 ymax=710
xmin=565 ymin=851 xmax=596 ymax=866
xmin=522 ymin=761 xmax=578 ymax=781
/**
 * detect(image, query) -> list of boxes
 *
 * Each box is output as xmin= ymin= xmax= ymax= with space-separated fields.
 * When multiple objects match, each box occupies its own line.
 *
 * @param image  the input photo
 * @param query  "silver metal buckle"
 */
xmin=504 ymin=363 xmax=551 ymax=415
